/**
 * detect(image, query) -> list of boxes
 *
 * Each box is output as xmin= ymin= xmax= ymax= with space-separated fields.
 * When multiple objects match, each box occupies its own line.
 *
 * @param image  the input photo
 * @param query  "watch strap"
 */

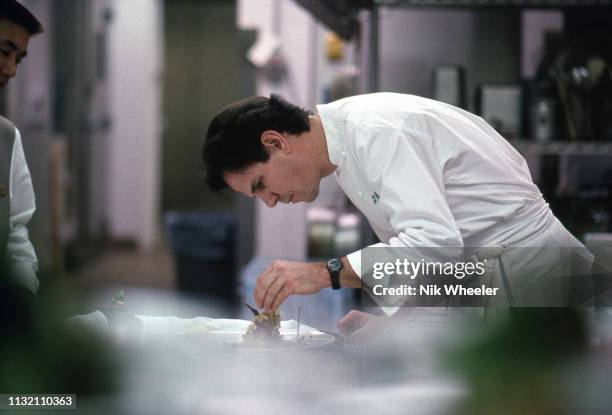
xmin=327 ymin=258 xmax=342 ymax=290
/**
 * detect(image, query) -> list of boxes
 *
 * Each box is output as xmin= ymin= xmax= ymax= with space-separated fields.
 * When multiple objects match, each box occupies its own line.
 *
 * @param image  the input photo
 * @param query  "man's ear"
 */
xmin=261 ymin=130 xmax=290 ymax=153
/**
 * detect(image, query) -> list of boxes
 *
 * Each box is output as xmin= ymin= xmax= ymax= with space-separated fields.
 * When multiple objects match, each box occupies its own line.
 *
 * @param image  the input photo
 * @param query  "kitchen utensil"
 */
xmin=243 ymin=302 xmax=260 ymax=316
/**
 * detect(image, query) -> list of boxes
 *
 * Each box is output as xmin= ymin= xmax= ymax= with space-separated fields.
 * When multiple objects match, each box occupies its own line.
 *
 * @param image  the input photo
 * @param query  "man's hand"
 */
xmin=337 ymin=310 xmax=388 ymax=341
xmin=254 ymin=260 xmax=329 ymax=311
xmin=337 ymin=310 xmax=376 ymax=336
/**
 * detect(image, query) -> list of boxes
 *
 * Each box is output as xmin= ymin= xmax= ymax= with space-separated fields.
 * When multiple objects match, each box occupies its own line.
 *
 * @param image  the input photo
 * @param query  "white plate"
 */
xmin=221 ymin=330 xmax=337 ymax=351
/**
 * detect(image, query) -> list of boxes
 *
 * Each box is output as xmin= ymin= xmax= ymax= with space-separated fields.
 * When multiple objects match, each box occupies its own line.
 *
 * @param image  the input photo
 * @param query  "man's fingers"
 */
xmin=253 ymin=285 xmax=264 ymax=309
xmin=270 ymin=284 xmax=293 ymax=311
xmin=255 ymin=261 xmax=288 ymax=308
xmin=337 ymin=310 xmax=363 ymax=325
xmin=337 ymin=310 xmax=360 ymax=335
xmin=263 ymin=276 xmax=286 ymax=311
xmin=338 ymin=319 xmax=359 ymax=336
xmin=337 ymin=310 xmax=372 ymax=336
xmin=254 ymin=265 xmax=277 ymax=308
xmin=253 ymin=260 xmax=319 ymax=310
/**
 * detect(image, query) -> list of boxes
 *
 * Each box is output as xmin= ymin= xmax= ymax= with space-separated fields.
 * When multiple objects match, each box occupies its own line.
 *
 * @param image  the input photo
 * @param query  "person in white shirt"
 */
xmin=0 ymin=0 xmax=43 ymax=298
xmin=202 ymin=93 xmax=593 ymax=334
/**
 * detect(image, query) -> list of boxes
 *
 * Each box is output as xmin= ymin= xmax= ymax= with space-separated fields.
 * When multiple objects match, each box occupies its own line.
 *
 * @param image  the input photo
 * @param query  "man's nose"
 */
xmin=1 ymin=57 xmax=17 ymax=78
xmin=260 ymin=191 xmax=279 ymax=208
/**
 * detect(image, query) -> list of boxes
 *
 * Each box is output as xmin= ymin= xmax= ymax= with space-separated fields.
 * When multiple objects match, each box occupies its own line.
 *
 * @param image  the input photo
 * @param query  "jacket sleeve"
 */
xmin=6 ymin=128 xmax=39 ymax=294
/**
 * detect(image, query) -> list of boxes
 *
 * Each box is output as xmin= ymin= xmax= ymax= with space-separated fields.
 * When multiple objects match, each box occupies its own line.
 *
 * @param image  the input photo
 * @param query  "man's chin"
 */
xmin=304 ymin=190 xmax=319 ymax=203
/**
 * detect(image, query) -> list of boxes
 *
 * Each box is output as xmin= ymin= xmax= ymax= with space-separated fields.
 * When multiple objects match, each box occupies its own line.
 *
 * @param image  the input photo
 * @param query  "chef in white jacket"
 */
xmin=202 ymin=93 xmax=593 ymax=332
xmin=0 ymin=0 xmax=43 ymax=296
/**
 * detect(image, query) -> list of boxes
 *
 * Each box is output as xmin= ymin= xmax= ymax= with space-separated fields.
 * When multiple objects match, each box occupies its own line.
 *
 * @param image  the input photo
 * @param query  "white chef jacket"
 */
xmin=5 ymin=128 xmax=38 ymax=293
xmin=317 ymin=93 xmax=587 ymax=312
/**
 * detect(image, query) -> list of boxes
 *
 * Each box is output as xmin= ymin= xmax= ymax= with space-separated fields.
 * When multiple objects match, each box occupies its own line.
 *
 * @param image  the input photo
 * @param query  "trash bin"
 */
xmin=164 ymin=211 xmax=237 ymax=307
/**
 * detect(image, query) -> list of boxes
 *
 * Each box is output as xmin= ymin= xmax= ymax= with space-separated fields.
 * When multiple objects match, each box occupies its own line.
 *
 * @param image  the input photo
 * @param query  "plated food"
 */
xmin=242 ymin=311 xmax=283 ymax=346
xmin=239 ymin=308 xmax=338 ymax=350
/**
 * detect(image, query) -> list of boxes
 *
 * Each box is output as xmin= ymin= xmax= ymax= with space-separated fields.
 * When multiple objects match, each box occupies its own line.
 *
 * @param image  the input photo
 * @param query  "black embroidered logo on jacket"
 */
xmin=371 ymin=192 xmax=380 ymax=204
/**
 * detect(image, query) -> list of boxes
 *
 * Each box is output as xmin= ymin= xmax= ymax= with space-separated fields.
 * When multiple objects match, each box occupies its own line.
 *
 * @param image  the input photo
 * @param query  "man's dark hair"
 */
xmin=0 ymin=0 xmax=44 ymax=35
xmin=202 ymin=94 xmax=311 ymax=191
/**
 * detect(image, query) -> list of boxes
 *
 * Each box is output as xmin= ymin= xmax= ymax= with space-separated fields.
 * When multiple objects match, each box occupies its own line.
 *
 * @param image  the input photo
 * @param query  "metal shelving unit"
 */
xmin=509 ymin=140 xmax=612 ymax=156
xmin=363 ymin=0 xmax=611 ymax=92
xmin=373 ymin=0 xmax=611 ymax=7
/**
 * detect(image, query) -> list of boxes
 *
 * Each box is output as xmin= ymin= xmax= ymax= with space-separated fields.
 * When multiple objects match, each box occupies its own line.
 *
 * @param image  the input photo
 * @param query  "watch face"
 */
xmin=328 ymin=258 xmax=342 ymax=272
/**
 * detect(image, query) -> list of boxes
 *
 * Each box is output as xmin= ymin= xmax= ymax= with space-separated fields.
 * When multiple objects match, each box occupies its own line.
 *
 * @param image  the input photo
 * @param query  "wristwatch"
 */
xmin=327 ymin=258 xmax=343 ymax=290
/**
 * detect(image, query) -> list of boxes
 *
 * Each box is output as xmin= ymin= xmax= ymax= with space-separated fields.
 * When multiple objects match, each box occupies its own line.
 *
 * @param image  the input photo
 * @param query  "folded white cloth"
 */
xmin=68 ymin=312 xmax=322 ymax=342
xmin=67 ymin=310 xmax=110 ymax=332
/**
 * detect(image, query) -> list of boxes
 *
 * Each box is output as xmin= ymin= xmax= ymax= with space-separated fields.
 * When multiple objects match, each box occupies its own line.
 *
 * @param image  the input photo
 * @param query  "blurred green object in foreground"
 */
xmin=446 ymin=308 xmax=588 ymax=415
xmin=0 ymin=277 xmax=119 ymax=398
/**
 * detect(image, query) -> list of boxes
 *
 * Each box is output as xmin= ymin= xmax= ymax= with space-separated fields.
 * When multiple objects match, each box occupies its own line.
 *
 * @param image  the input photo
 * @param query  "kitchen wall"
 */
xmin=107 ymin=0 xmax=163 ymax=251
xmin=162 ymin=0 xmax=260 ymax=269
xmin=162 ymin=0 xmax=243 ymax=213
xmin=238 ymin=0 xmax=315 ymax=261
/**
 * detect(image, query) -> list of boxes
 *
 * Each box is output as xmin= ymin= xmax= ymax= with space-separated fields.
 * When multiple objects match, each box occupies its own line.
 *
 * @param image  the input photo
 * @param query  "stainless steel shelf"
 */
xmin=374 ymin=0 xmax=611 ymax=7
